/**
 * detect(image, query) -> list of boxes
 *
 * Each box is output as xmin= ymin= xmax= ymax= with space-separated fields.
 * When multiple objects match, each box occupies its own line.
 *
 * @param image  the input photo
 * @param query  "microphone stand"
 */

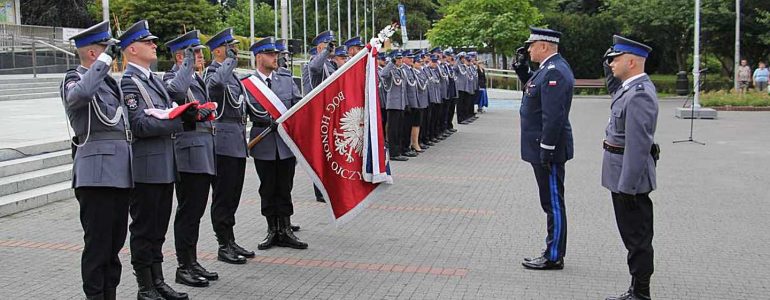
xmin=673 ymin=68 xmax=707 ymax=145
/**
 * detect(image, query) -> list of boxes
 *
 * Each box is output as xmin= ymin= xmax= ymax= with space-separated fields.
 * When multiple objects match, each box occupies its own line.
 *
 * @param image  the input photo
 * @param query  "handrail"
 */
xmin=1 ymin=36 xmax=76 ymax=78
xmin=34 ymin=40 xmax=75 ymax=57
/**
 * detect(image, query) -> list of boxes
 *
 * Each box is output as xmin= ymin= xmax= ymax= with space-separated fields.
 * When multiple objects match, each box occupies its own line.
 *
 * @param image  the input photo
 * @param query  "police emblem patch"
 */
xmin=125 ymin=94 xmax=138 ymax=110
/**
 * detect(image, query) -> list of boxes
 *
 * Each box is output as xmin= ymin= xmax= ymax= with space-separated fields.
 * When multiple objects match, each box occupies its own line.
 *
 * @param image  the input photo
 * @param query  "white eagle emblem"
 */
xmin=333 ymin=107 xmax=365 ymax=163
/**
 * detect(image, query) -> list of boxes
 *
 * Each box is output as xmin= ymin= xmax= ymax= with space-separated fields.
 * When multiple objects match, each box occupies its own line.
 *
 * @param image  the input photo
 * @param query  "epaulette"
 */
xmin=276 ymin=71 xmax=293 ymax=77
xmin=546 ymin=63 xmax=556 ymax=69
xmin=237 ymin=73 xmax=251 ymax=81
xmin=635 ymin=84 xmax=645 ymax=91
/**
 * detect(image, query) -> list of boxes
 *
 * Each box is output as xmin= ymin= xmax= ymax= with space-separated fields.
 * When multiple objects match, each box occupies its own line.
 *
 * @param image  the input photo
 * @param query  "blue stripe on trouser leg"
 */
xmin=549 ymin=164 xmax=561 ymax=261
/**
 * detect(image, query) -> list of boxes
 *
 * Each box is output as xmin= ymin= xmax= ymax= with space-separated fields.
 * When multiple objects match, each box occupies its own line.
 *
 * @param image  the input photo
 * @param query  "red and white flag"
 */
xmin=274 ymin=46 xmax=392 ymax=224
xmin=241 ymin=75 xmax=287 ymax=119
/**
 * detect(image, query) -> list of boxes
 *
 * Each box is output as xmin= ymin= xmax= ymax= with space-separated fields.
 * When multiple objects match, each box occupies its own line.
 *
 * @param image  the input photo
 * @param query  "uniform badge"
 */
xmin=548 ymin=80 xmax=557 ymax=86
xmin=124 ymin=94 xmax=138 ymax=110
xmin=547 ymin=64 xmax=555 ymax=69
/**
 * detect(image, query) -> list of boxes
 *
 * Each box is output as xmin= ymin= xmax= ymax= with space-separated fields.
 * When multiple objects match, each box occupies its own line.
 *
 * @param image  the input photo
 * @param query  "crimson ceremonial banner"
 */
xmin=276 ymin=48 xmax=391 ymax=224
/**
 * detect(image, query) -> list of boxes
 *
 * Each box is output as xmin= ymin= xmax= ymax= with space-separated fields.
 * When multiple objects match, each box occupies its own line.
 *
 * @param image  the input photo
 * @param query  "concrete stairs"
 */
xmin=0 ymin=77 xmax=61 ymax=101
xmin=0 ymin=139 xmax=73 ymax=217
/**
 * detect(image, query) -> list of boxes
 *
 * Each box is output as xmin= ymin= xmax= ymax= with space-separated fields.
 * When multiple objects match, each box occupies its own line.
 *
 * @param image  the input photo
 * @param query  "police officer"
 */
xmin=63 ymin=21 xmax=132 ymax=300
xmin=204 ymin=28 xmax=251 ymax=268
xmin=308 ymin=30 xmax=337 ymax=88
xmin=274 ymin=38 xmax=292 ymax=76
xmin=517 ymin=27 xmax=575 ymax=270
xmin=333 ymin=46 xmax=349 ymax=68
xmin=424 ymin=54 xmax=443 ymax=146
xmin=118 ymin=20 xmax=189 ymax=299
xmin=401 ymin=50 xmax=419 ymax=157
xmin=411 ymin=53 xmax=430 ymax=152
xmin=381 ymin=50 xmax=408 ymax=161
xmin=344 ymin=36 xmax=366 ymax=57
xmin=302 ymin=47 xmax=318 ymax=95
xmin=444 ymin=49 xmax=459 ymax=134
xmin=246 ymin=37 xmax=308 ymax=250
xmin=163 ymin=30 xmax=221 ymax=292
xmin=453 ymin=52 xmax=470 ymax=124
xmin=377 ymin=52 xmax=389 ymax=130
xmin=602 ymin=35 xmax=658 ymax=300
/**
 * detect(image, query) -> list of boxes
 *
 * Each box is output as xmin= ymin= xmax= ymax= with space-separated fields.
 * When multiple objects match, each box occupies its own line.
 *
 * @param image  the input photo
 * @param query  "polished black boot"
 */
xmin=258 ymin=216 xmax=279 ymax=250
xmin=228 ymin=228 xmax=255 ymax=258
xmin=135 ymin=267 xmax=163 ymax=300
xmin=86 ymin=293 xmax=105 ymax=300
xmin=606 ymin=278 xmax=651 ymax=300
xmin=191 ymin=246 xmax=220 ymax=280
xmin=175 ymin=249 xmax=209 ymax=287
xmin=216 ymin=231 xmax=247 ymax=264
xmin=276 ymin=216 xmax=308 ymax=249
xmin=151 ymin=263 xmax=188 ymax=300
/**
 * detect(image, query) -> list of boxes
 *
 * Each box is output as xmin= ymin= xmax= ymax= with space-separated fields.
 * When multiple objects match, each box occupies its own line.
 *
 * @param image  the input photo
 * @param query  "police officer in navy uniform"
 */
xmin=204 ymin=28 xmax=253 ymax=267
xmin=517 ymin=27 xmax=575 ymax=270
xmin=118 ymin=20 xmax=190 ymax=299
xmin=63 ymin=21 xmax=132 ymax=300
xmin=400 ymin=50 xmax=419 ymax=158
xmin=444 ymin=49 xmax=459 ymax=134
xmin=163 ymin=30 xmax=222 ymax=293
xmin=308 ymin=30 xmax=338 ymax=88
xmin=246 ymin=37 xmax=308 ymax=250
xmin=452 ymin=52 xmax=470 ymax=124
xmin=381 ymin=50 xmax=408 ymax=161
xmin=602 ymin=35 xmax=658 ymax=300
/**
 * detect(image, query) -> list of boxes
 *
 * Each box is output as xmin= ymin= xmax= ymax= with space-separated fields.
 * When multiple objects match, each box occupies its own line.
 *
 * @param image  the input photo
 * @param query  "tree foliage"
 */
xmin=20 ymin=0 xmax=94 ymax=28
xmin=224 ymin=1 xmax=275 ymax=38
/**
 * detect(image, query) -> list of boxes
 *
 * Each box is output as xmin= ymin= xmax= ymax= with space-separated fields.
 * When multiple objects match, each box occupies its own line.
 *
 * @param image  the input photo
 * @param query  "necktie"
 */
xmin=265 ymin=78 xmax=272 ymax=89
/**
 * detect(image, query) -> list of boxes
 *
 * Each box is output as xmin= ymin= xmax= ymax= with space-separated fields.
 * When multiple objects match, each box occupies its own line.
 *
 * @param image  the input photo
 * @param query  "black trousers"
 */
xmin=447 ymin=98 xmax=457 ymax=129
xmin=174 ymin=172 xmax=214 ymax=258
xmin=386 ymin=109 xmax=404 ymax=157
xmin=129 ymin=182 xmax=174 ymax=269
xmin=430 ymin=103 xmax=442 ymax=139
xmin=76 ymin=187 xmax=130 ymax=298
xmin=254 ymin=157 xmax=296 ymax=217
xmin=211 ymin=155 xmax=246 ymax=237
xmin=531 ymin=162 xmax=567 ymax=261
xmin=457 ymin=91 xmax=471 ymax=122
xmin=438 ymin=101 xmax=449 ymax=132
xmin=612 ymin=192 xmax=654 ymax=280
xmin=401 ymin=109 xmax=414 ymax=151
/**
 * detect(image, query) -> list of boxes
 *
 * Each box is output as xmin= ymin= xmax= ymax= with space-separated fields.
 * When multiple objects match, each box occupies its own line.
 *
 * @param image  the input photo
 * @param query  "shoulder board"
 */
xmin=635 ymin=84 xmax=645 ymax=91
xmin=236 ymin=74 xmax=251 ymax=81
xmin=276 ymin=71 xmax=293 ymax=77
xmin=546 ymin=63 xmax=556 ymax=69
xmin=64 ymin=69 xmax=81 ymax=81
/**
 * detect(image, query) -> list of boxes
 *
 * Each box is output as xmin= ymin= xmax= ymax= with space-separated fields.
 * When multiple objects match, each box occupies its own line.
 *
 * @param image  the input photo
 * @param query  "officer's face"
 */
xmin=257 ymin=52 xmax=279 ymax=71
xmin=395 ymin=57 xmax=403 ymax=66
xmin=127 ymin=40 xmax=157 ymax=64
xmin=609 ymin=54 xmax=630 ymax=79
xmin=194 ymin=49 xmax=204 ymax=68
xmin=348 ymin=46 xmax=363 ymax=56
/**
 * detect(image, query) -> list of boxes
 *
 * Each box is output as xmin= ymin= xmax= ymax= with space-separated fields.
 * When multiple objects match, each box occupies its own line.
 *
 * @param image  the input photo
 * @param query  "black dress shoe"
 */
xmin=459 ymin=121 xmax=470 ymax=125
xmin=403 ymin=150 xmax=418 ymax=157
xmin=448 ymin=128 xmax=458 ymax=132
xmin=389 ymin=155 xmax=409 ymax=161
xmin=605 ymin=290 xmax=650 ymax=300
xmin=175 ymin=266 xmax=209 ymax=287
xmin=430 ymin=138 xmax=440 ymax=143
xmin=523 ymin=250 xmax=546 ymax=262
xmin=521 ymin=256 xmax=564 ymax=270
xmin=191 ymin=262 xmax=219 ymax=281
xmin=420 ymin=143 xmax=431 ymax=148
xmin=230 ymin=240 xmax=255 ymax=258
xmin=217 ymin=244 xmax=247 ymax=264
xmin=290 ymin=224 xmax=301 ymax=231
xmin=411 ymin=147 xmax=425 ymax=153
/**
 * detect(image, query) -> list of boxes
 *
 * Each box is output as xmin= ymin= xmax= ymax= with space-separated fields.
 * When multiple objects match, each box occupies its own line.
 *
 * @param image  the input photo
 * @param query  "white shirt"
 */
xmin=257 ymin=70 xmax=274 ymax=83
xmin=128 ymin=62 xmax=151 ymax=78
xmin=622 ymin=73 xmax=647 ymax=90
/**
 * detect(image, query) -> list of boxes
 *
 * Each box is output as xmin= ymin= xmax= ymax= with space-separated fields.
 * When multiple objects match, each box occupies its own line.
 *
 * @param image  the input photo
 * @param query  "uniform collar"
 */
xmin=539 ymin=52 xmax=559 ymax=69
xmin=257 ymin=70 xmax=273 ymax=81
xmin=128 ymin=62 xmax=151 ymax=78
xmin=622 ymin=73 xmax=647 ymax=90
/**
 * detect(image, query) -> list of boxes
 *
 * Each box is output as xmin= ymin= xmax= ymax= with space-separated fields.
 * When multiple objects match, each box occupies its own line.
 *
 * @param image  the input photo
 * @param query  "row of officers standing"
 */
xmin=64 ymin=20 xmax=311 ymax=300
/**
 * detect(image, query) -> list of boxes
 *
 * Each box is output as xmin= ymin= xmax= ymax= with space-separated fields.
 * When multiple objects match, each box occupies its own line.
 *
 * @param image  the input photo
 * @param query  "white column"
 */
xmin=102 ymin=0 xmax=109 ymax=22
xmin=250 ymin=0 xmax=255 ymax=68
xmin=274 ymin=0 xmax=279 ymax=37
xmin=303 ymin=0 xmax=307 ymax=57
xmin=733 ymin=0 xmax=740 ymax=93
xmin=281 ymin=0 xmax=289 ymax=39
xmin=693 ymin=0 xmax=701 ymax=108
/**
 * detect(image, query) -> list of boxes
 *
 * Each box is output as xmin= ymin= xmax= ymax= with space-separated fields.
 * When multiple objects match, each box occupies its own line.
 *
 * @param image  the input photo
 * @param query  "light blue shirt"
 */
xmin=753 ymin=67 xmax=769 ymax=82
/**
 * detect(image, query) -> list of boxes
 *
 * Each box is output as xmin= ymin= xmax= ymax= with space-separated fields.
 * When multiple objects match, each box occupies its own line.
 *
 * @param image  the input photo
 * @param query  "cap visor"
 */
xmin=227 ymin=40 xmax=240 ymax=45
xmin=606 ymin=51 xmax=624 ymax=58
xmin=97 ymin=38 xmax=120 ymax=46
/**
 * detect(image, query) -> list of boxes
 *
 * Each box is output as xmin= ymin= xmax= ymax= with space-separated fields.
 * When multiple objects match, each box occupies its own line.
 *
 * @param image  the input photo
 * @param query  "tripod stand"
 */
xmin=673 ymin=69 xmax=707 ymax=145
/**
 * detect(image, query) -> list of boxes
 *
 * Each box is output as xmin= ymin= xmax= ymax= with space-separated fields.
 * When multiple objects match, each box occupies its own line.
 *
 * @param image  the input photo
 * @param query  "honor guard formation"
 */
xmin=63 ymin=20 xmax=658 ymax=300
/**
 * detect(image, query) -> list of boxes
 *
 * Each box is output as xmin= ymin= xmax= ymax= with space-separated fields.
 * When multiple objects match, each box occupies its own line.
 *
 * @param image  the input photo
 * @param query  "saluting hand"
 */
xmin=226 ymin=48 xmax=238 ymax=60
xmin=104 ymin=43 xmax=121 ymax=60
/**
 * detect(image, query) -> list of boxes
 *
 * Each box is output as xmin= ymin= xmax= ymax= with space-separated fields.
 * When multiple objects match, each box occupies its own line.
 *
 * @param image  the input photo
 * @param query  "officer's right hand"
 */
xmin=184 ymin=47 xmax=195 ymax=61
xmin=226 ymin=47 xmax=238 ymax=60
xmin=603 ymin=47 xmax=614 ymax=65
xmin=181 ymin=105 xmax=199 ymax=123
xmin=104 ymin=43 xmax=121 ymax=60
xmin=196 ymin=107 xmax=213 ymax=121
xmin=619 ymin=192 xmax=639 ymax=210
xmin=513 ymin=47 xmax=529 ymax=69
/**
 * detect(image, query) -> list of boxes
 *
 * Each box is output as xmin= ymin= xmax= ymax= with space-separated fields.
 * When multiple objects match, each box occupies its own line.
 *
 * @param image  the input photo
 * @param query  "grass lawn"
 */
xmin=700 ymin=90 xmax=770 ymax=107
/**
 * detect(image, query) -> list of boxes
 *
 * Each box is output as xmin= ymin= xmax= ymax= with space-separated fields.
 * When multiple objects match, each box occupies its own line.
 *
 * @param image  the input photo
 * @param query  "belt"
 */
xmin=603 ymin=140 xmax=625 ymax=154
xmin=218 ymin=116 xmax=247 ymax=125
xmin=78 ymin=130 xmax=132 ymax=143
xmin=252 ymin=121 xmax=270 ymax=127
xmin=196 ymin=126 xmax=216 ymax=135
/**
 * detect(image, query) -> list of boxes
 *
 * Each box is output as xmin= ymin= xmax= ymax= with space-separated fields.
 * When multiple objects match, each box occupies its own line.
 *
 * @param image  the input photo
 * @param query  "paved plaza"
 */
xmin=1 ymin=96 xmax=769 ymax=299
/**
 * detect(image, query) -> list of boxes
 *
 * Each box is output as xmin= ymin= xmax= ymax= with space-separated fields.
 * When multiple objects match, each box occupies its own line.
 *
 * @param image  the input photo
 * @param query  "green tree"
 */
xmin=427 ymin=0 xmax=543 ymax=68
xmin=224 ymin=1 xmax=275 ymax=38
xmin=544 ymin=13 xmax=621 ymax=78
xmin=21 ymin=0 xmax=94 ymax=28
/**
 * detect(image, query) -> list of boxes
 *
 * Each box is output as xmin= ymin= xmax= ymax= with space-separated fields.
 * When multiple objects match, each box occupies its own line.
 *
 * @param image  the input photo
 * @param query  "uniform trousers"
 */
xmin=211 ymin=155 xmax=246 ymax=237
xmin=447 ymin=97 xmax=458 ymax=128
xmin=531 ymin=162 xmax=567 ymax=261
xmin=386 ymin=109 xmax=404 ymax=157
xmin=76 ymin=187 xmax=130 ymax=297
xmin=129 ymin=182 xmax=174 ymax=269
xmin=401 ymin=109 xmax=414 ymax=151
xmin=254 ymin=156 xmax=296 ymax=217
xmin=421 ymin=104 xmax=434 ymax=143
xmin=611 ymin=192 xmax=654 ymax=280
xmin=174 ymin=172 xmax=214 ymax=260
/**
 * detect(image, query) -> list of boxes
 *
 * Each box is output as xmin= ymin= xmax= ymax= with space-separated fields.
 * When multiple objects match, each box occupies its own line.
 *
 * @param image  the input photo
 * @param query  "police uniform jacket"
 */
xmin=62 ymin=60 xmax=133 ymax=189
xmin=453 ymin=63 xmax=469 ymax=93
xmin=247 ymin=71 xmax=302 ymax=160
xmin=308 ymin=47 xmax=337 ymax=88
xmin=437 ymin=63 xmax=449 ymax=100
xmin=519 ymin=53 xmax=574 ymax=164
xmin=427 ymin=66 xmax=442 ymax=104
xmin=164 ymin=60 xmax=216 ymax=176
xmin=403 ymin=65 xmax=419 ymax=108
xmin=205 ymin=58 xmax=248 ymax=159
xmin=122 ymin=64 xmax=182 ymax=184
xmin=446 ymin=63 xmax=458 ymax=99
xmin=380 ymin=61 xmax=407 ymax=110
xmin=413 ymin=66 xmax=430 ymax=109
xmin=301 ymin=63 xmax=313 ymax=95
xmin=602 ymin=73 xmax=658 ymax=195
xmin=466 ymin=64 xmax=477 ymax=94
xmin=377 ymin=65 xmax=388 ymax=109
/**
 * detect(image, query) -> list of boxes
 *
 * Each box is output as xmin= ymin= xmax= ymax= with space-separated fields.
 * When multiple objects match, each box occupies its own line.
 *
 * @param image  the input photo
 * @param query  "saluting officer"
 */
xmin=381 ymin=50 xmax=408 ymax=161
xmin=274 ymin=38 xmax=292 ymax=76
xmin=63 ymin=21 xmax=132 ymax=300
xmin=118 ymin=20 xmax=189 ymax=299
xmin=333 ymin=46 xmax=349 ymax=68
xmin=602 ymin=35 xmax=658 ymax=300
xmin=344 ymin=36 xmax=366 ymax=57
xmin=517 ymin=27 xmax=575 ymax=270
xmin=204 ymin=28 xmax=252 ymax=267
xmin=163 ymin=30 xmax=220 ymax=292
xmin=246 ymin=37 xmax=308 ymax=250
xmin=376 ymin=52 xmax=388 ymax=130
xmin=400 ymin=50 xmax=419 ymax=158
xmin=453 ymin=52 xmax=470 ymax=125
xmin=308 ymin=30 xmax=337 ymax=88
xmin=301 ymin=47 xmax=318 ymax=95
xmin=444 ymin=49 xmax=459 ymax=134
